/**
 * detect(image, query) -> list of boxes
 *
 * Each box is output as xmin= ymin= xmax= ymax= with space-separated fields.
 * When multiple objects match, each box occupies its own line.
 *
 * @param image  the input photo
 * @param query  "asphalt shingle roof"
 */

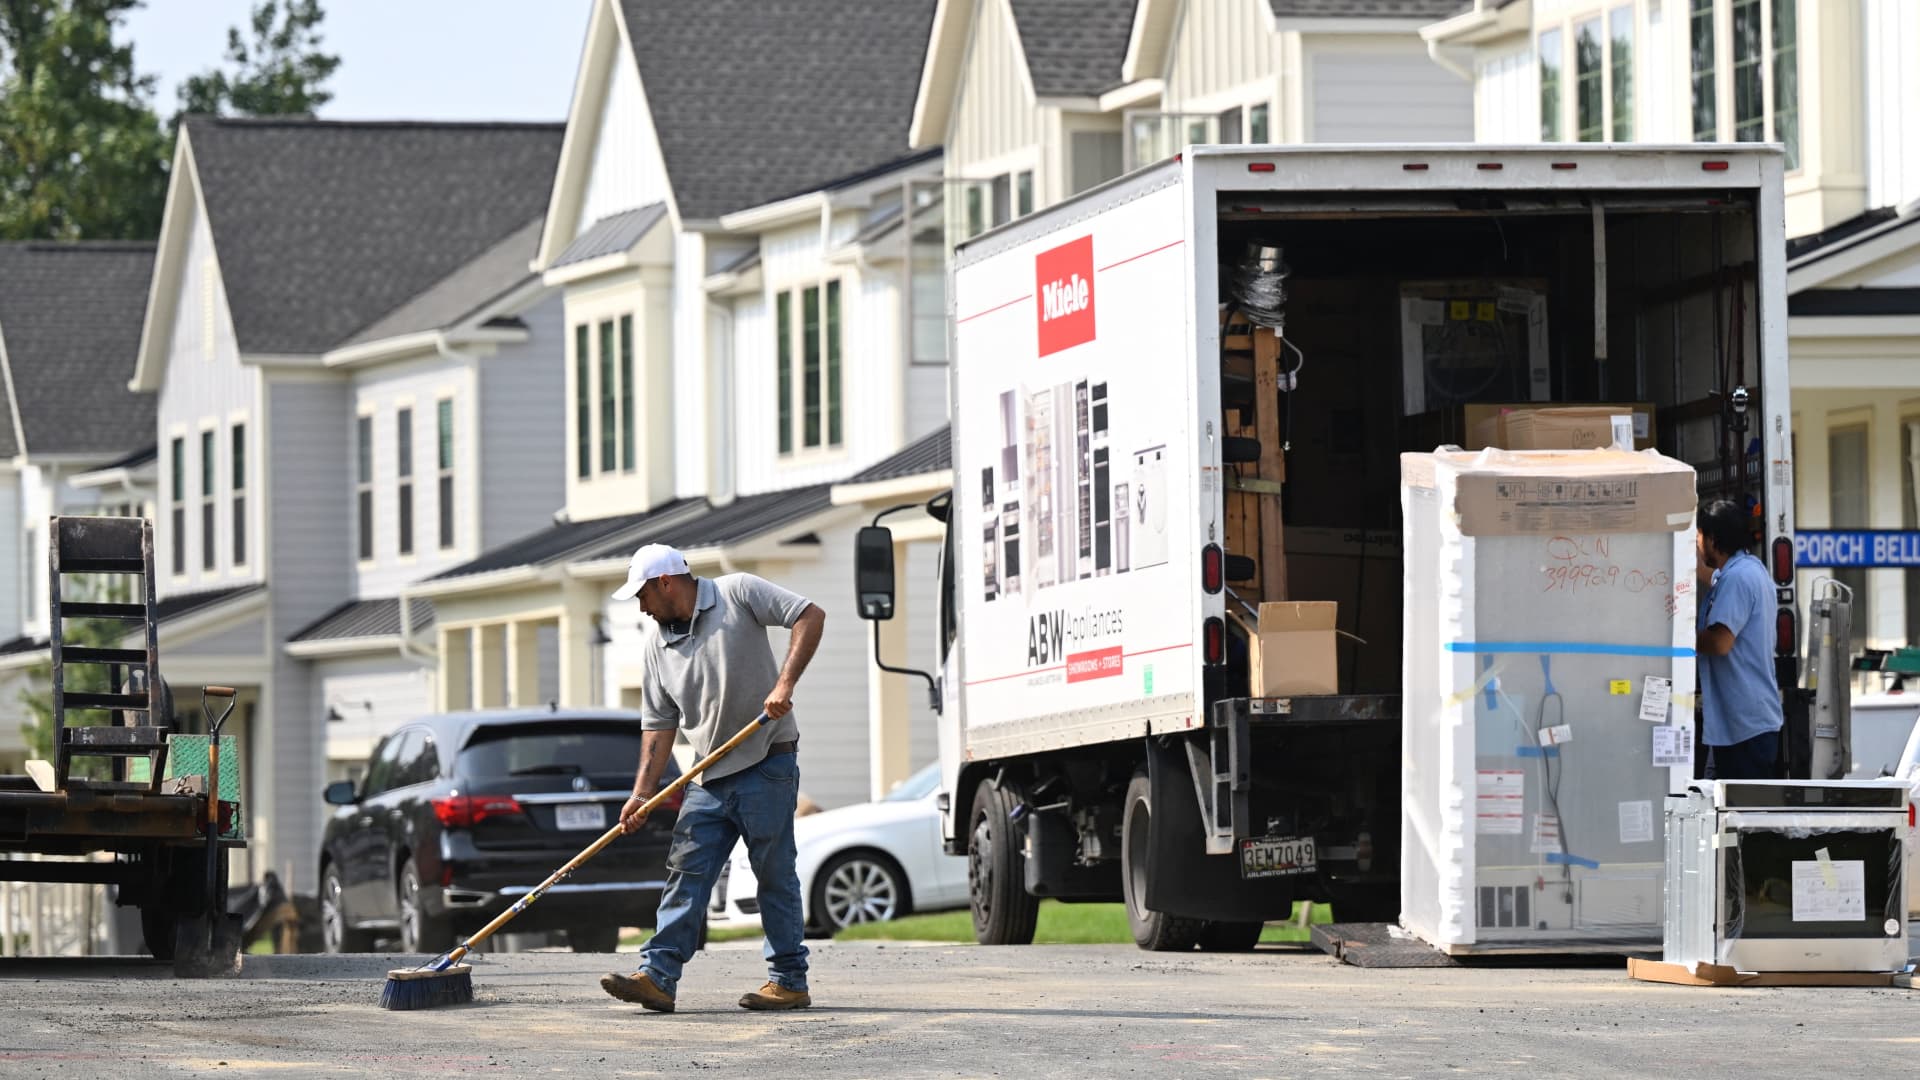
xmin=553 ymin=204 xmax=668 ymax=269
xmin=288 ymin=597 xmax=435 ymax=642
xmin=1786 ymin=206 xmax=1905 ymax=263
xmin=1267 ymin=0 xmax=1463 ymax=16
xmin=184 ymin=118 xmax=562 ymax=355
xmin=0 ymin=583 xmax=264 ymax=661
xmin=1008 ymin=0 xmax=1139 ymax=98
xmin=429 ymin=500 xmax=705 ymax=582
xmin=846 ymin=425 xmax=951 ymax=484
xmin=576 ymin=486 xmax=837 ymax=563
xmin=344 ymin=215 xmax=545 ymax=347
xmin=617 ymin=0 xmax=936 ymax=221
xmin=0 ymin=242 xmax=157 ymax=458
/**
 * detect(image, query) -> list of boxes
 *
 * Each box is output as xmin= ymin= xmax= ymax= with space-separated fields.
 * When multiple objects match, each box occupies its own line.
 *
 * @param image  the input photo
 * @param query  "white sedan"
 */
xmin=710 ymin=763 xmax=968 ymax=935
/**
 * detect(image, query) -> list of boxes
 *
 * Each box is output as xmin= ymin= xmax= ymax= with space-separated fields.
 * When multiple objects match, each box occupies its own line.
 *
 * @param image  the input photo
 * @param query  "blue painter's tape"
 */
xmin=1546 ymin=852 xmax=1601 ymax=870
xmin=1516 ymin=745 xmax=1560 ymax=759
xmin=1447 ymin=641 xmax=1692 ymax=659
xmin=1539 ymin=655 xmax=1558 ymax=697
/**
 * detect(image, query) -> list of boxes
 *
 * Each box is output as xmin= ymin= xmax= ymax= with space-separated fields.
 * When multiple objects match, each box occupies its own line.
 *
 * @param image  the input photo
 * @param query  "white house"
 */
xmin=414 ymin=0 xmax=947 ymax=808
xmin=1422 ymin=0 xmax=1920 ymax=654
xmin=125 ymin=117 xmax=564 ymax=888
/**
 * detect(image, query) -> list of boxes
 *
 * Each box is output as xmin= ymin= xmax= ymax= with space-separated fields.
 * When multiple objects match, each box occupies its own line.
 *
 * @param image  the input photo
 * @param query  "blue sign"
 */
xmin=1794 ymin=530 xmax=1920 ymax=569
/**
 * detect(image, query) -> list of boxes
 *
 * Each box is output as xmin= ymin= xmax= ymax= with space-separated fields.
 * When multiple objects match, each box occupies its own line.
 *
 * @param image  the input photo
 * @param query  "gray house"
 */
xmin=126 ymin=117 xmax=565 ymax=889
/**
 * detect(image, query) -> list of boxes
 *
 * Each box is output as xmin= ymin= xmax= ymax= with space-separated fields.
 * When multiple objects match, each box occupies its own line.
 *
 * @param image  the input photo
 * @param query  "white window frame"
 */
xmin=228 ymin=410 xmax=250 ymax=573
xmin=355 ymin=407 xmax=376 ymax=566
xmin=168 ymin=428 xmax=188 ymax=580
xmin=1540 ymin=7 xmax=1638 ymax=144
xmin=774 ymin=275 xmax=847 ymax=462
xmin=436 ymin=394 xmax=457 ymax=552
xmin=198 ymin=422 xmax=217 ymax=574
xmin=395 ymin=398 xmax=416 ymax=563
xmin=1685 ymin=0 xmax=1800 ymax=171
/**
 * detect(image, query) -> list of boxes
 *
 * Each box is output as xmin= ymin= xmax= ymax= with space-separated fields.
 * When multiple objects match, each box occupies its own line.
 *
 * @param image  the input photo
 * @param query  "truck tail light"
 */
xmin=1204 ymin=617 xmax=1225 ymax=665
xmin=1248 ymin=162 xmax=1275 ymax=173
xmin=1702 ymin=160 xmax=1730 ymax=172
xmin=430 ymin=794 xmax=523 ymax=829
xmin=1775 ymin=609 xmax=1797 ymax=657
xmin=1202 ymin=544 xmax=1224 ymax=594
xmin=1771 ymin=536 xmax=1794 ymax=584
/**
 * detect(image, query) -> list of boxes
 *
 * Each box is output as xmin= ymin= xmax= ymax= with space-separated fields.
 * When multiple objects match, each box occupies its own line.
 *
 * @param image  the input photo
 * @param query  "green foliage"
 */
xmin=19 ymin=618 xmax=131 ymax=778
xmin=174 ymin=0 xmax=338 ymax=123
xmin=0 ymin=0 xmax=171 ymax=240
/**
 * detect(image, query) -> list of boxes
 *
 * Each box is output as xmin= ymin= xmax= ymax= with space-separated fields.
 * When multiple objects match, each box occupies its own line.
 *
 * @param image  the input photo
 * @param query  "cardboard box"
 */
xmin=1401 ymin=447 xmax=1697 ymax=538
xmin=1625 ymin=957 xmax=1899 ymax=988
xmin=1248 ymin=601 xmax=1340 ymax=696
xmin=1468 ymin=402 xmax=1656 ymax=452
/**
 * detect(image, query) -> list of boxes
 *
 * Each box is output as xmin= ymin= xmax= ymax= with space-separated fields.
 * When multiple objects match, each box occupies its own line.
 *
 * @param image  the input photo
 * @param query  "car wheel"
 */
xmin=1122 ymin=771 xmax=1205 ymax=952
xmin=812 ymin=850 xmax=910 ymax=934
xmin=568 ymin=925 xmax=621 ymax=953
xmin=397 ymin=858 xmax=454 ymax=954
xmin=321 ymin=864 xmax=374 ymax=953
xmin=968 ymin=780 xmax=1039 ymax=945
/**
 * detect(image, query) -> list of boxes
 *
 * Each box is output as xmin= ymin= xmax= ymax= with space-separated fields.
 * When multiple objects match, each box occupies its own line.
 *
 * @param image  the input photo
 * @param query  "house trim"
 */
xmin=283 ymin=635 xmax=404 ymax=659
xmin=1122 ymin=0 xmax=1179 ymax=83
xmin=829 ymin=469 xmax=954 ymax=507
xmin=131 ymin=133 xmax=219 ymax=394
xmin=0 ymin=323 xmax=28 ymax=458
xmin=407 ymin=564 xmax=549 ymax=599
xmin=909 ymin=0 xmax=978 ymax=150
xmin=1788 ymin=217 xmax=1920 ymax=292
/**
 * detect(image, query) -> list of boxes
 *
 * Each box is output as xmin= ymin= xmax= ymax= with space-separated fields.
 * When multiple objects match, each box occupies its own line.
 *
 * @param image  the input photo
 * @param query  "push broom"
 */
xmin=379 ymin=711 xmax=770 ymax=1010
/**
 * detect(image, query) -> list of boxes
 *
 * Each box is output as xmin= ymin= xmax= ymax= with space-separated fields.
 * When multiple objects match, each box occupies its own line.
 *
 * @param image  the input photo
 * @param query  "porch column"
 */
xmin=475 ymin=624 xmax=507 ymax=709
xmin=440 ymin=627 xmax=472 ymax=712
xmin=507 ymin=620 xmax=543 ymax=707
xmin=1870 ymin=398 xmax=1906 ymax=648
xmin=557 ymin=582 xmax=599 ymax=708
xmin=867 ymin=538 xmax=914 ymax=801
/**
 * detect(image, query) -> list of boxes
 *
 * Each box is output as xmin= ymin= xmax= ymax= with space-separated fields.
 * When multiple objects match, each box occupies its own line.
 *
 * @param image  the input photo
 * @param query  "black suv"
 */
xmin=319 ymin=707 xmax=682 ymax=953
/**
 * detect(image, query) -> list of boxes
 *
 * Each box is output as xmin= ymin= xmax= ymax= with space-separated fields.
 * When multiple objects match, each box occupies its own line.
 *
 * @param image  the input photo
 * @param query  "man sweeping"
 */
xmin=598 ymin=544 xmax=826 ymax=1013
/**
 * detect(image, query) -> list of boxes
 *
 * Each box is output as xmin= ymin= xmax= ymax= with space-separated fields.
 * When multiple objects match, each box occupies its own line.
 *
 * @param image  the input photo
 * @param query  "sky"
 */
xmin=121 ymin=0 xmax=592 ymax=123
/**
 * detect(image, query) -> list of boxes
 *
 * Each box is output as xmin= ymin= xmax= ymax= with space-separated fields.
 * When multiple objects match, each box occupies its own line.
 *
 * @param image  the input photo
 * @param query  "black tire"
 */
xmin=1196 ymin=920 xmax=1265 ymax=952
xmin=397 ymin=858 xmax=454 ymax=954
xmin=968 ymin=780 xmax=1039 ymax=946
xmin=811 ymin=850 xmax=911 ymax=934
xmin=1122 ymin=771 xmax=1205 ymax=952
xmin=140 ymin=905 xmax=177 ymax=961
xmin=320 ymin=863 xmax=375 ymax=953
xmin=568 ymin=925 xmax=621 ymax=953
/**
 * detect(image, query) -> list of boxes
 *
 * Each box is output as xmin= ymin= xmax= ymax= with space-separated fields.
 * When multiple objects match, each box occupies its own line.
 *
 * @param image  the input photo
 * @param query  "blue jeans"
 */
xmin=640 ymin=750 xmax=808 ymax=997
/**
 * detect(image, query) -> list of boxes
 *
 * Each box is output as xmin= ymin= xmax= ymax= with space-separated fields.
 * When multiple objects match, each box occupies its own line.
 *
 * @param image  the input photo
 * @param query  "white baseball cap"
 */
xmin=610 ymin=543 xmax=689 ymax=601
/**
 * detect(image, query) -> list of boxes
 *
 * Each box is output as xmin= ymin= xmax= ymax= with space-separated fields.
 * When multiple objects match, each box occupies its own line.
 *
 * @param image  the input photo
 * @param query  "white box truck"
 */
xmin=855 ymin=145 xmax=1797 ymax=950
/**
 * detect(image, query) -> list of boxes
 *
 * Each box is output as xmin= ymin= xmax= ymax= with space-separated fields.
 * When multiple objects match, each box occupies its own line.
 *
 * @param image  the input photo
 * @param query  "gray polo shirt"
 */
xmin=638 ymin=574 xmax=812 ymax=783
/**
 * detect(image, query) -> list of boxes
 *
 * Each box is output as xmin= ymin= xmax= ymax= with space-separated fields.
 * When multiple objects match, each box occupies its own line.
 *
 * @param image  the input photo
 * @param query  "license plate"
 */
xmin=554 ymin=803 xmax=606 ymax=831
xmin=1239 ymin=835 xmax=1316 ymax=879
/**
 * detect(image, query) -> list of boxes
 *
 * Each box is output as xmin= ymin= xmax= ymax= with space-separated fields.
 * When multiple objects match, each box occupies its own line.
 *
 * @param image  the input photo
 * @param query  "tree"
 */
xmin=0 ymin=0 xmax=170 ymax=240
xmin=175 ymin=0 xmax=338 ymax=122
xmin=19 ymin=619 xmax=130 ymax=781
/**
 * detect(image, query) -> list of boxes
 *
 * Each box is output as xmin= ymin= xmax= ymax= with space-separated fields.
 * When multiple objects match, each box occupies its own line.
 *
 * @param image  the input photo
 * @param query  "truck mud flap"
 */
xmin=1143 ymin=735 xmax=1296 ymax=923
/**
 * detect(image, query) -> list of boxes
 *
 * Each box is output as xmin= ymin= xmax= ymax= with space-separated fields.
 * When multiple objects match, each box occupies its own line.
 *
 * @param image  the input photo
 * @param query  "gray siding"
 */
xmin=267 ymin=375 xmax=352 ymax=889
xmin=478 ymin=291 xmax=568 ymax=548
xmin=1308 ymin=48 xmax=1473 ymax=143
xmin=169 ymin=614 xmax=266 ymax=657
xmin=351 ymin=353 xmax=478 ymax=597
xmin=314 ymin=653 xmax=435 ymax=766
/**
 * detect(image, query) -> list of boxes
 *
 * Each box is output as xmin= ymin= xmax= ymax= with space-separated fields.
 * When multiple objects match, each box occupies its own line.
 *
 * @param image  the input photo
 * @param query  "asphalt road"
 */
xmin=1 ymin=941 xmax=1915 ymax=1078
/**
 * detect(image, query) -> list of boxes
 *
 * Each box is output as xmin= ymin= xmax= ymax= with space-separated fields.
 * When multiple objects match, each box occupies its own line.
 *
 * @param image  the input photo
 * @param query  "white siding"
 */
xmin=1163 ymin=0 xmax=1282 ymax=111
xmin=1866 ymin=0 xmax=1920 ymax=212
xmin=169 ymin=614 xmax=266 ymax=658
xmin=0 ymin=468 xmax=19 ymax=640
xmin=1475 ymin=43 xmax=1537 ymax=143
xmin=477 ymin=292 xmax=568 ymax=549
xmin=949 ymin=0 xmax=1042 ymax=177
xmin=901 ymin=538 xmax=941 ymax=772
xmin=577 ymin=49 xmax=673 ymax=234
xmin=316 ymin=654 xmax=435 ymax=763
xmin=352 ymin=355 xmax=475 ymax=598
xmin=1309 ymin=46 xmax=1474 ymax=143
xmin=672 ymin=230 xmax=706 ymax=498
xmin=155 ymin=193 xmax=260 ymax=598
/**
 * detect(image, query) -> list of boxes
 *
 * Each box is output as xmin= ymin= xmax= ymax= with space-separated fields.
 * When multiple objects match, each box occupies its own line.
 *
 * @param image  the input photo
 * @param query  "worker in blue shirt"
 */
xmin=1695 ymin=498 xmax=1784 ymax=779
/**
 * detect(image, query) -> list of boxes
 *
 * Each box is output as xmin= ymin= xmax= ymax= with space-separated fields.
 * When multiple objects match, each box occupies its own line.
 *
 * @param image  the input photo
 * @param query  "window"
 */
xmin=1069 ymin=132 xmax=1124 ymax=195
xmin=778 ymin=282 xmax=844 ymax=454
xmin=619 ymin=315 xmax=635 ymax=472
xmin=437 ymin=399 xmax=455 ymax=551
xmin=230 ymin=423 xmax=246 ymax=566
xmin=200 ymin=430 xmax=215 ymax=571
xmin=1575 ymin=18 xmax=1604 ymax=141
xmin=362 ymin=729 xmax=415 ymax=798
xmin=1771 ymin=0 xmax=1799 ymax=168
xmin=1830 ymin=425 xmax=1870 ymax=635
xmin=1248 ymin=103 xmax=1270 ymax=144
xmin=399 ymin=733 xmax=438 ymax=788
xmin=574 ymin=323 xmax=590 ymax=479
xmin=965 ymin=186 xmax=985 ymax=239
xmin=356 ymin=414 xmax=374 ymax=561
xmin=1015 ymin=170 xmax=1033 ymax=218
xmin=1217 ymin=105 xmax=1242 ymax=145
xmin=396 ymin=407 xmax=414 ymax=557
xmin=169 ymin=436 xmax=185 ymax=575
xmin=1610 ymin=6 xmax=1634 ymax=140
xmin=1690 ymin=0 xmax=1717 ymax=141
xmin=599 ymin=320 xmax=616 ymax=472
xmin=1539 ymin=28 xmax=1564 ymax=141
xmin=1731 ymin=0 xmax=1763 ymax=142
xmin=25 ymin=525 xmax=40 ymax=621
xmin=990 ymin=174 xmax=1010 ymax=228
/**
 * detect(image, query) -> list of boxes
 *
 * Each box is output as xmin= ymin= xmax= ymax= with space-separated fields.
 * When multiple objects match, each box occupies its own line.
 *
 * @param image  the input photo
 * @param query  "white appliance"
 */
xmin=1665 ymin=779 xmax=1910 ymax=972
xmin=1129 ymin=445 xmax=1168 ymax=571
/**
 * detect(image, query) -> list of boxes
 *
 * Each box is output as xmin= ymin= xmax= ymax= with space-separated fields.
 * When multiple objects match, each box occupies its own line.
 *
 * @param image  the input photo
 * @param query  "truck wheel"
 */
xmin=968 ymin=780 xmax=1039 ymax=945
xmin=1122 ymin=772 xmax=1205 ymax=951
xmin=140 ymin=906 xmax=177 ymax=961
xmin=1196 ymin=920 xmax=1265 ymax=952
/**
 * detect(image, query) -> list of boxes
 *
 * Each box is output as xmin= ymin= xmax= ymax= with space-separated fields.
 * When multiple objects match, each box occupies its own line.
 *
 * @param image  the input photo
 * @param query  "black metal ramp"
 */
xmin=1311 ymin=922 xmax=1460 ymax=968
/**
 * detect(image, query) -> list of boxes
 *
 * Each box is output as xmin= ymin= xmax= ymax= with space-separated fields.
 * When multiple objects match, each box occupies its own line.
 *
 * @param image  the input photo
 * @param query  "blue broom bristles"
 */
xmin=379 ymin=964 xmax=474 ymax=1010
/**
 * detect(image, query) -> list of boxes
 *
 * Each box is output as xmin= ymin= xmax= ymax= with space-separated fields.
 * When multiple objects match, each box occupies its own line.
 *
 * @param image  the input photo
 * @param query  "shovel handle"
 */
xmin=437 ymin=712 xmax=773 ymax=968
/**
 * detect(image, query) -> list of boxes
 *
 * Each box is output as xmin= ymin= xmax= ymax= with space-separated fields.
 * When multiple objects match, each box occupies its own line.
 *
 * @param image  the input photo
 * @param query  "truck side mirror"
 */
xmin=926 ymin=491 xmax=952 ymax=524
xmin=856 ymin=526 xmax=897 ymax=621
xmin=323 ymin=780 xmax=358 ymax=806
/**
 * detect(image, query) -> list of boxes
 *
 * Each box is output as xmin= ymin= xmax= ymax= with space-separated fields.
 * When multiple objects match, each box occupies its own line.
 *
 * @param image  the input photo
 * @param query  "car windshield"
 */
xmin=459 ymin=723 xmax=644 ymax=781
xmin=883 ymin=763 xmax=941 ymax=803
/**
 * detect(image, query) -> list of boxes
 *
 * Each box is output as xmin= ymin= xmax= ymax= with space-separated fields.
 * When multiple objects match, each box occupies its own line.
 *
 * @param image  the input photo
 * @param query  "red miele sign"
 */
xmin=1035 ymin=236 xmax=1095 ymax=357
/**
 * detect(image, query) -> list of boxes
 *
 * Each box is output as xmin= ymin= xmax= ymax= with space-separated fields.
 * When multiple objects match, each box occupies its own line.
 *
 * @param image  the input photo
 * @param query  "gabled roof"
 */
xmin=342 ymin=215 xmax=546 ymax=348
xmin=181 ymin=118 xmax=562 ymax=355
xmin=615 ymin=0 xmax=937 ymax=222
xmin=1787 ymin=206 xmax=1904 ymax=263
xmin=574 ymin=485 xmax=837 ymax=563
xmin=1008 ymin=0 xmax=1139 ymax=98
xmin=288 ymin=597 xmax=435 ymax=642
xmin=846 ymin=425 xmax=952 ymax=484
xmin=552 ymin=203 xmax=669 ymax=268
xmin=428 ymin=499 xmax=705 ymax=583
xmin=0 ymin=242 xmax=157 ymax=459
xmin=0 ymin=583 xmax=266 ymax=666
xmin=1269 ymin=0 xmax=1462 ymax=17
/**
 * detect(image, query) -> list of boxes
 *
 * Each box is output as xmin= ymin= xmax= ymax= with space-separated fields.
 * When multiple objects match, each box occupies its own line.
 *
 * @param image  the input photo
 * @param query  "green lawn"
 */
xmin=828 ymin=900 xmax=1331 ymax=945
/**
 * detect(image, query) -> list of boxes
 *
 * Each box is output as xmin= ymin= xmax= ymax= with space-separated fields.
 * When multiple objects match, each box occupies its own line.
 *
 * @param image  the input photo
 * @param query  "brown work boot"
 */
xmin=600 ymin=970 xmax=675 ymax=1013
xmin=738 ymin=980 xmax=811 ymax=1011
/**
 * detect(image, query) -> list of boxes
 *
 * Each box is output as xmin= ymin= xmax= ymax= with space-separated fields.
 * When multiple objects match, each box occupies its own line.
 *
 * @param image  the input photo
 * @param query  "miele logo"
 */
xmin=1035 ymin=236 xmax=1095 ymax=357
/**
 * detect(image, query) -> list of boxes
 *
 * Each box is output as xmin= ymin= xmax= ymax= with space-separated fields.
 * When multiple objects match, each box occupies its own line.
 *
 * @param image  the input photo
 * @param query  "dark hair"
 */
xmin=1698 ymin=498 xmax=1752 ymax=558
